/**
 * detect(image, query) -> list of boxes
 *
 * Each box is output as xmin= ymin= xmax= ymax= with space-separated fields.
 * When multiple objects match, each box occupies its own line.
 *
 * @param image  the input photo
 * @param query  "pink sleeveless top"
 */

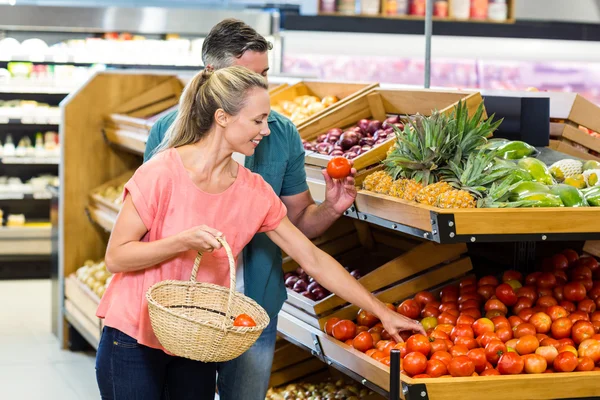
xmin=97 ymin=148 xmax=287 ymax=351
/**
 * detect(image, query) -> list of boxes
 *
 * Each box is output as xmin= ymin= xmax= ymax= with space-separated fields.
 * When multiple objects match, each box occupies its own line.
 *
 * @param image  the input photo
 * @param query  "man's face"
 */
xmin=232 ymin=50 xmax=270 ymax=78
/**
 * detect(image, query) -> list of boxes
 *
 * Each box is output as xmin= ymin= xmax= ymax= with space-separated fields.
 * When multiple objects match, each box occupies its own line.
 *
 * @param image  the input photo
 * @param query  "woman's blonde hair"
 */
xmin=154 ymin=65 xmax=268 ymax=154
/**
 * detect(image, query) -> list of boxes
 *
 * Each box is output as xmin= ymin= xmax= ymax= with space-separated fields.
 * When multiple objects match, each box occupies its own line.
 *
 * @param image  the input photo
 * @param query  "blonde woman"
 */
xmin=95 ymin=65 xmax=424 ymax=400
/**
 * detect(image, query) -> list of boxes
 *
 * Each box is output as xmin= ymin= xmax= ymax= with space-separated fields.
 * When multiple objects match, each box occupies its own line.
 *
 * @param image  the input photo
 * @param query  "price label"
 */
xmin=21 ymin=116 xmax=35 ymax=124
xmin=0 ymin=117 xmax=8 ymax=124
xmin=33 ymin=192 xmax=52 ymax=200
xmin=0 ymin=193 xmax=24 ymax=200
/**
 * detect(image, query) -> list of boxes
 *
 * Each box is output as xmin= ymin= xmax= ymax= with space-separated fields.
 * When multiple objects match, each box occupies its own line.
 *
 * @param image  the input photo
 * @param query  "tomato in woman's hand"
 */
xmin=403 ymin=352 xmax=428 ymax=377
xmin=497 ymin=352 xmax=524 ymax=375
xmin=448 ymin=355 xmax=475 ymax=377
xmin=326 ymin=157 xmax=352 ymax=180
xmin=553 ymin=351 xmax=578 ymax=372
xmin=233 ymin=314 xmax=256 ymax=327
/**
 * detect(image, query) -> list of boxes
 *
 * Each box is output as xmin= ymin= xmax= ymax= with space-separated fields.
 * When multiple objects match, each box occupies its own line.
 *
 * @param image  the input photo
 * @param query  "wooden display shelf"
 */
xmin=88 ymin=170 xmax=133 ymax=215
xmin=271 ymin=80 xmax=378 ymax=128
xmin=549 ymin=92 xmax=600 ymax=135
xmin=64 ymin=274 xmax=102 ymax=348
xmin=86 ymin=205 xmax=117 ymax=233
xmin=354 ymin=188 xmax=600 ymax=243
xmin=550 ymin=123 xmax=600 ymax=161
xmin=299 ymin=88 xmax=484 ymax=171
xmin=316 ymin=12 xmax=515 ymax=24
xmin=269 ymin=341 xmax=326 ymax=388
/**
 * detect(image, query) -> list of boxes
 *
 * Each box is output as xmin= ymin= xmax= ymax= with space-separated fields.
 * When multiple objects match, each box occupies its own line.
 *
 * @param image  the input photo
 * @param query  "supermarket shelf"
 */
xmin=64 ymin=274 xmax=102 ymax=350
xmin=85 ymin=205 xmax=116 ymax=233
xmin=0 ymin=226 xmax=51 ymax=255
xmin=282 ymin=14 xmax=600 ymax=42
xmin=0 ymin=192 xmax=53 ymax=200
xmin=0 ymin=56 xmax=201 ymax=70
xmin=0 ymin=85 xmax=75 ymax=95
xmin=0 ymin=156 xmax=59 ymax=165
xmin=0 ymin=117 xmax=60 ymax=126
xmin=101 ymin=127 xmax=146 ymax=156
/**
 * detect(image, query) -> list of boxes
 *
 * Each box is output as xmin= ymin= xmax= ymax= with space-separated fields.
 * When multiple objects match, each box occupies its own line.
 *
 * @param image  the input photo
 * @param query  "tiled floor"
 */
xmin=0 ymin=279 xmax=99 ymax=400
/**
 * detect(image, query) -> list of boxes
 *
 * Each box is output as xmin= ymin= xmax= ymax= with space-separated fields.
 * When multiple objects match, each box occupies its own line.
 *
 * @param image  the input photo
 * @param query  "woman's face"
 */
xmin=224 ymin=87 xmax=271 ymax=156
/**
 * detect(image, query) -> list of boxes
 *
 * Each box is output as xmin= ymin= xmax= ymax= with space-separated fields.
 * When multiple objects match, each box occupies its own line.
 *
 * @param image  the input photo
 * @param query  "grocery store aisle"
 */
xmin=0 ymin=279 xmax=99 ymax=400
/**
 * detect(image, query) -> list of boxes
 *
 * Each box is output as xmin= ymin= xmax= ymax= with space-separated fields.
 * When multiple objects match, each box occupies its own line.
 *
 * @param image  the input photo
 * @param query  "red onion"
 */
xmin=361 ymin=145 xmax=372 ymax=153
xmin=333 ymin=144 xmax=343 ymax=151
xmin=285 ymin=276 xmax=299 ymax=288
xmin=329 ymin=150 xmax=344 ymax=157
xmin=302 ymin=291 xmax=316 ymax=301
xmin=351 ymin=126 xmax=362 ymax=133
xmin=303 ymin=143 xmax=316 ymax=151
xmin=327 ymin=128 xmax=343 ymax=136
xmin=382 ymin=116 xmax=400 ymax=129
xmin=344 ymin=152 xmax=358 ymax=160
xmin=349 ymin=145 xmax=362 ymax=155
xmin=307 ymin=281 xmax=321 ymax=293
xmin=284 ymin=272 xmax=295 ymax=281
xmin=394 ymin=123 xmax=404 ymax=129
xmin=339 ymin=131 xmax=359 ymax=150
xmin=293 ymin=280 xmax=308 ymax=293
xmin=326 ymin=136 xmax=339 ymax=144
xmin=375 ymin=138 xmax=388 ymax=145
xmin=359 ymin=137 xmax=375 ymax=146
xmin=368 ymin=120 xmax=383 ymax=134
xmin=312 ymin=287 xmax=327 ymax=301
xmin=358 ymin=119 xmax=370 ymax=133
xmin=350 ymin=269 xmax=362 ymax=279
xmin=316 ymin=134 xmax=328 ymax=143
xmin=316 ymin=143 xmax=333 ymax=155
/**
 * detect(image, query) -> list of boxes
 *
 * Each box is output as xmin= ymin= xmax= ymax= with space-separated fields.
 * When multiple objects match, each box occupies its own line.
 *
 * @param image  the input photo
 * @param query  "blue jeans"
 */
xmin=96 ymin=317 xmax=278 ymax=400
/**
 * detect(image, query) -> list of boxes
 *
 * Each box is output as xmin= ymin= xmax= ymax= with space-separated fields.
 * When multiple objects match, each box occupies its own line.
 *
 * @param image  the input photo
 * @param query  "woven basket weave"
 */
xmin=146 ymin=237 xmax=270 ymax=362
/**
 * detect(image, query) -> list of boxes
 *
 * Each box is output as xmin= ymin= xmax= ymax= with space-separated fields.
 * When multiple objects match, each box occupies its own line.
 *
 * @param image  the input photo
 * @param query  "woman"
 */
xmin=95 ymin=65 xmax=424 ymax=399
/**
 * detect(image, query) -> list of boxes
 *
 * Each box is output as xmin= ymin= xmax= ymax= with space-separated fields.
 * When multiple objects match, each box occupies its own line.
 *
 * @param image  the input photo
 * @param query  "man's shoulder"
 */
xmin=267 ymin=110 xmax=301 ymax=146
xmin=153 ymin=109 xmax=178 ymax=134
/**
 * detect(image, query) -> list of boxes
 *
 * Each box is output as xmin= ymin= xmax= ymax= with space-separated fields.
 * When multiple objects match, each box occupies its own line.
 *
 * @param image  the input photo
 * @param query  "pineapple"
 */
xmin=436 ymin=190 xmax=476 ymax=209
xmin=450 ymin=101 xmax=503 ymax=160
xmin=415 ymin=182 xmax=453 ymax=205
xmin=362 ymin=171 xmax=391 ymax=192
xmin=389 ymin=179 xmax=423 ymax=201
xmin=549 ymin=159 xmax=583 ymax=182
xmin=583 ymin=169 xmax=600 ymax=187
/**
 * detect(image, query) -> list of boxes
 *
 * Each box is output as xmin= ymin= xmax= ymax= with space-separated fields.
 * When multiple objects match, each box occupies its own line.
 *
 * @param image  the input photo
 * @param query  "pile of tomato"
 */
xmin=323 ymin=249 xmax=600 ymax=378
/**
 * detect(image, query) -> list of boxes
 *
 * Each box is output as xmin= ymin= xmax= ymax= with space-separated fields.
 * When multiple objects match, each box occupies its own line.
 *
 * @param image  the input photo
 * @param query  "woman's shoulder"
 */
xmin=132 ymin=148 xmax=177 ymax=182
xmin=238 ymin=166 xmax=275 ymax=193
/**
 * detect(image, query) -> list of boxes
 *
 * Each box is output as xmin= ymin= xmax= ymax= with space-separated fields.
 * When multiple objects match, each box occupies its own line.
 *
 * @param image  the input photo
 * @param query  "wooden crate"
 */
xmin=269 ymin=341 xmax=326 ymax=388
xmin=550 ymin=123 xmax=600 ymax=161
xmin=64 ymin=274 xmax=102 ymax=346
xmin=270 ymin=81 xmax=378 ymax=128
xmin=283 ymin=217 xmax=468 ymax=328
xmin=299 ymin=88 xmax=484 ymax=171
xmin=88 ymin=170 xmax=134 ymax=215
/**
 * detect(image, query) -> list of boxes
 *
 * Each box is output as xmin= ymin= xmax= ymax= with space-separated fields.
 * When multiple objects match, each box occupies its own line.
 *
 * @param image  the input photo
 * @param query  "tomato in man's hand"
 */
xmin=326 ymin=157 xmax=352 ymax=180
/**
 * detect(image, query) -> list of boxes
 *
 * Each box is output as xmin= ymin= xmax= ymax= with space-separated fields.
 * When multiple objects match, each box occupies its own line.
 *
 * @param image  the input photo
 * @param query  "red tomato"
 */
xmin=513 ymin=297 xmax=534 ymax=315
xmin=439 ymin=302 xmax=458 ymax=312
xmin=381 ymin=341 xmax=396 ymax=356
xmin=371 ymin=350 xmax=387 ymax=362
xmin=571 ymin=265 xmax=593 ymax=281
xmin=516 ymin=286 xmax=538 ymax=303
xmin=572 ymin=321 xmax=595 ymax=345
xmin=551 ymin=318 xmax=573 ymax=340
xmin=352 ymin=331 xmax=374 ymax=352
xmin=514 ymin=323 xmax=536 ymax=338
xmin=559 ymin=301 xmax=577 ymax=314
xmin=478 ymin=275 xmax=499 ymax=287
xmin=392 ymin=342 xmax=408 ymax=358
xmin=540 ymin=337 xmax=561 ymax=349
xmin=459 ymin=299 xmax=480 ymax=311
xmin=517 ymin=308 xmax=535 ymax=322
xmin=406 ymin=334 xmax=431 ymax=357
xmin=503 ymin=270 xmax=523 ymax=283
xmin=435 ymin=324 xmax=454 ymax=336
xmin=460 ymin=277 xmax=477 ymax=289
xmin=454 ymin=336 xmax=478 ymax=350
xmin=425 ymin=359 xmax=447 ymax=378
xmin=491 ymin=316 xmax=510 ymax=331
xmin=480 ymin=368 xmax=500 ymax=376
xmin=441 ymin=293 xmax=459 ymax=304
xmin=523 ymin=354 xmax=547 ymax=374
xmin=376 ymin=340 xmax=391 ymax=352
xmin=558 ymin=338 xmax=575 ymax=348
xmin=477 ymin=285 xmax=495 ymax=301
xmin=467 ymin=348 xmax=487 ymax=373
xmin=472 ymin=318 xmax=495 ymax=337
xmin=332 ymin=320 xmax=357 ymax=341
xmin=450 ymin=324 xmax=474 ymax=342
xmin=589 ymin=287 xmax=600 ymax=301
xmin=515 ymin=335 xmax=539 ymax=355
xmin=538 ymin=288 xmax=554 ymax=298
xmin=578 ymin=339 xmax=600 ymax=363
xmin=564 ymin=282 xmax=587 ymax=303
xmin=576 ymin=256 xmax=599 ymax=272
xmin=551 ymin=254 xmax=569 ymax=270
xmin=450 ymin=345 xmax=469 ymax=358
xmin=461 ymin=308 xmax=482 ymax=320
xmin=460 ymin=285 xmax=478 ymax=296
xmin=448 ymin=355 xmax=476 ymax=377
xmin=403 ymin=352 xmax=428 ymax=377
xmin=509 ymin=316 xmax=524 ymax=329
xmin=456 ymin=315 xmax=475 ymax=326
xmin=547 ymin=305 xmax=569 ymax=321
xmin=485 ymin=299 xmax=508 ymax=315
xmin=370 ymin=332 xmax=381 ymax=345
xmin=529 ymin=312 xmax=552 ymax=333
xmin=593 ymin=322 xmax=600 ymax=334
xmin=537 ymin=273 xmax=557 ymax=289
xmin=397 ymin=299 xmax=421 ymax=319
xmin=592 ymin=311 xmax=600 ymax=323
xmin=554 ymin=271 xmax=568 ymax=286
xmin=477 ymin=332 xmax=500 ymax=348
xmin=495 ymin=283 xmax=517 ymax=306
xmin=438 ymin=312 xmax=458 ymax=326
xmin=421 ymin=306 xmax=440 ymax=319
xmin=536 ymin=345 xmax=559 ymax=364
xmin=553 ymin=351 xmax=578 ymax=372
xmin=562 ymin=249 xmax=579 ymax=265
xmin=430 ymin=350 xmax=452 ymax=367
xmin=430 ymin=329 xmax=450 ymax=340
xmin=537 ymin=295 xmax=558 ymax=308
xmin=365 ymin=349 xmax=378 ymax=357
xmin=485 ymin=339 xmax=507 ymax=365
xmin=525 ymin=272 xmax=542 ymax=286
xmin=579 ymin=299 xmax=598 ymax=314
xmin=356 ymin=309 xmax=379 ymax=327
xmin=576 ymin=356 xmax=595 ymax=371
xmin=577 ymin=279 xmax=594 ymax=292
xmin=324 ymin=317 xmax=341 ymax=336
xmin=496 ymin=327 xmax=513 ymax=343
xmin=356 ymin=325 xmax=369 ymax=334
xmin=414 ymin=291 xmax=436 ymax=308
xmin=430 ymin=338 xmax=448 ymax=354
xmin=497 ymin=352 xmax=524 ymax=375
xmin=326 ymin=157 xmax=351 ymax=179
xmin=345 ymin=339 xmax=354 ymax=346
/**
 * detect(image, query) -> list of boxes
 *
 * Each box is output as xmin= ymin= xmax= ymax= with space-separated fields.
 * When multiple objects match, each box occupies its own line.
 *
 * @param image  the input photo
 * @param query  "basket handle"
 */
xmin=190 ymin=236 xmax=236 ymax=327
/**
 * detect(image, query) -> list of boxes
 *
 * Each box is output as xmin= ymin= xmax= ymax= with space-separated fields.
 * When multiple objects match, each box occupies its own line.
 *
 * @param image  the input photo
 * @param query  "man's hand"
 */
xmin=322 ymin=161 xmax=358 ymax=216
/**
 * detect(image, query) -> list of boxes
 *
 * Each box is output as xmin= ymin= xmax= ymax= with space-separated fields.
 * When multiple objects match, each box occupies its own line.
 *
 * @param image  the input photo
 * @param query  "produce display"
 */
xmin=362 ymin=101 xmax=600 ymax=208
xmin=285 ymin=266 xmax=362 ymax=301
xmin=75 ymin=259 xmax=112 ymax=299
xmin=323 ymin=249 xmax=600 ymax=377
xmin=271 ymin=95 xmax=339 ymax=125
xmin=96 ymin=181 xmax=126 ymax=208
xmin=302 ymin=116 xmax=404 ymax=160
xmin=265 ymin=379 xmax=373 ymax=400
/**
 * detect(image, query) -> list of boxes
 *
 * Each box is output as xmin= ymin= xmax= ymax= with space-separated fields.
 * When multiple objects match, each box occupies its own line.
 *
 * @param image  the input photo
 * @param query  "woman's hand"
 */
xmin=178 ymin=225 xmax=224 ymax=253
xmin=379 ymin=309 xmax=426 ymax=343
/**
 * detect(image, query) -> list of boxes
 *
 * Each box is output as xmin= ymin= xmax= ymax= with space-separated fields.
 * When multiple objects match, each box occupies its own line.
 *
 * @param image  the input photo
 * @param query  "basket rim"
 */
xmin=146 ymin=279 xmax=270 ymax=333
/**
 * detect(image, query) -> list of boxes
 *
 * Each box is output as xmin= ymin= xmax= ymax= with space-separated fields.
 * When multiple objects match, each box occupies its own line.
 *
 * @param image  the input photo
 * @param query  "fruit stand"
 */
xmin=59 ymin=71 xmax=600 ymax=399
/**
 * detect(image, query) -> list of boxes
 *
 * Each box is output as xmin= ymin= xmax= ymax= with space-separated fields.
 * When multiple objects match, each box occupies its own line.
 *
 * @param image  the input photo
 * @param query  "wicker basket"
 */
xmin=146 ymin=237 xmax=270 ymax=362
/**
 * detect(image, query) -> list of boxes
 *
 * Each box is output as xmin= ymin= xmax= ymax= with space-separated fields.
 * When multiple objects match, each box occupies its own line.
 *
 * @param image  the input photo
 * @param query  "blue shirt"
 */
xmin=144 ymin=110 xmax=309 ymax=319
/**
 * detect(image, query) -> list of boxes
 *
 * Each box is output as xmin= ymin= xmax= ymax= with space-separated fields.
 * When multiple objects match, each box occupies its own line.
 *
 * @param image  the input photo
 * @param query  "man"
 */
xmin=144 ymin=19 xmax=357 ymax=400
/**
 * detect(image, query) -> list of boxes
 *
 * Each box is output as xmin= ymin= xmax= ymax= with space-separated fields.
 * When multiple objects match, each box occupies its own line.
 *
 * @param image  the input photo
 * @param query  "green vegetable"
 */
xmin=509 ymin=181 xmax=550 ymax=202
xmin=550 ymin=184 xmax=588 ymax=207
xmin=517 ymin=193 xmax=564 ymax=207
xmin=496 ymin=141 xmax=536 ymax=160
xmin=518 ymin=157 xmax=555 ymax=185
xmin=583 ymin=186 xmax=600 ymax=206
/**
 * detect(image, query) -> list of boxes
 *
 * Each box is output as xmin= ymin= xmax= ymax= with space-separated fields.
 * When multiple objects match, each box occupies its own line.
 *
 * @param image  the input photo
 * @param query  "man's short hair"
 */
xmin=202 ymin=19 xmax=273 ymax=69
